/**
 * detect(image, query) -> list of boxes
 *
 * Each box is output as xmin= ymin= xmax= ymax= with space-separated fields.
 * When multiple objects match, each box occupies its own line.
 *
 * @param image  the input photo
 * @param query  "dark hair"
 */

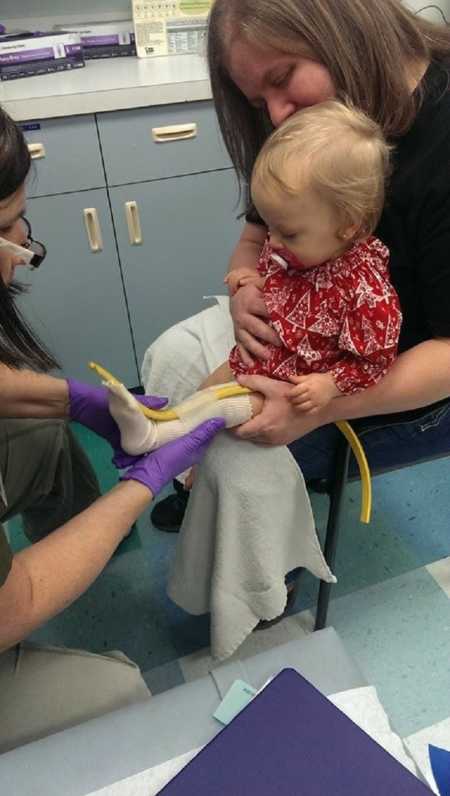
xmin=0 ymin=107 xmax=59 ymax=371
xmin=0 ymin=106 xmax=31 ymax=200
xmin=208 ymin=0 xmax=450 ymax=185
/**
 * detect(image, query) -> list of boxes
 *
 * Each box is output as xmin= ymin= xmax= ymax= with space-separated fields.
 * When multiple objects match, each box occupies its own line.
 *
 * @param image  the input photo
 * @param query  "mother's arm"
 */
xmin=234 ymin=338 xmax=450 ymax=445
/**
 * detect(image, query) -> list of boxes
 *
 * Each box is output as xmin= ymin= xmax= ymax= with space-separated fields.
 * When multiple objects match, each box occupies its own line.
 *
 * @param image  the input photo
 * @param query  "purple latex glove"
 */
xmin=120 ymin=418 xmax=225 ymax=496
xmin=67 ymin=378 xmax=167 ymax=467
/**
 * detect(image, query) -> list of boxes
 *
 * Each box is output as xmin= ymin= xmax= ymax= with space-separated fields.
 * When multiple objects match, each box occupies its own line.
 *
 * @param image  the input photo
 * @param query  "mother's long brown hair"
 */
xmin=208 ymin=0 xmax=450 ymax=185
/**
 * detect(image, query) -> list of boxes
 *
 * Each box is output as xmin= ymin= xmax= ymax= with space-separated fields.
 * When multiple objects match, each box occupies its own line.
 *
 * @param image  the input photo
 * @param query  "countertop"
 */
xmin=1 ymin=54 xmax=212 ymax=122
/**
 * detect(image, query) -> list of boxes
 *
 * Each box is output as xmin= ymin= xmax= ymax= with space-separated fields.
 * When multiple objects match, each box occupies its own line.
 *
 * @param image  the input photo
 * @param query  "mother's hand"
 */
xmin=230 ymin=283 xmax=281 ymax=365
xmin=233 ymin=374 xmax=328 ymax=445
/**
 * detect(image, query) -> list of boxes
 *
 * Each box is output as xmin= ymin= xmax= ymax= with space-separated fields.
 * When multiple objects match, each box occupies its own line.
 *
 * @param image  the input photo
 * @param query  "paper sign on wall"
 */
xmin=132 ymin=1 xmax=213 ymax=58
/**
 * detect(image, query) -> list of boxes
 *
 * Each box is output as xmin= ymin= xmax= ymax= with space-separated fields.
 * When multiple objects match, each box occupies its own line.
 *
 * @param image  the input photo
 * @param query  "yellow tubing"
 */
xmin=90 ymin=361 xmax=371 ymax=522
xmin=335 ymin=420 xmax=371 ymax=524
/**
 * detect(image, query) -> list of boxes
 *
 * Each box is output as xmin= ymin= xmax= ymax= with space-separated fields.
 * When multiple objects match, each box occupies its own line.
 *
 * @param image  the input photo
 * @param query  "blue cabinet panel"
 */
xmin=98 ymin=101 xmax=231 ymax=186
xmin=110 ymin=169 xmax=243 ymax=364
xmin=22 ymin=115 xmax=105 ymax=198
xmin=19 ymin=190 xmax=138 ymax=385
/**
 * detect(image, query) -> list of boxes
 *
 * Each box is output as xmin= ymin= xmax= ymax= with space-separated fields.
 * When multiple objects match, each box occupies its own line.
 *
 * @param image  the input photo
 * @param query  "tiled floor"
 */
xmin=8 ymin=425 xmax=450 ymax=742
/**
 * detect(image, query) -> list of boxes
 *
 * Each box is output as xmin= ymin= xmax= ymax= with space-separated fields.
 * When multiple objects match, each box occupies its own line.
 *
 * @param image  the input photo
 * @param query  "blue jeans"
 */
xmin=288 ymin=400 xmax=450 ymax=482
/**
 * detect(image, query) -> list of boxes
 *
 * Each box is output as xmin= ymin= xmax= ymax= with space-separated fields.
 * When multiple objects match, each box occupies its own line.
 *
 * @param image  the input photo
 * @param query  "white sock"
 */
xmin=106 ymin=381 xmax=253 ymax=456
xmin=106 ymin=381 xmax=160 ymax=454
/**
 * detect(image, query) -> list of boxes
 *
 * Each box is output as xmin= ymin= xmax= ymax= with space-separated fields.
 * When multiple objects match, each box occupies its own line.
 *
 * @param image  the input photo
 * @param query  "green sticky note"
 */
xmin=213 ymin=679 xmax=257 ymax=726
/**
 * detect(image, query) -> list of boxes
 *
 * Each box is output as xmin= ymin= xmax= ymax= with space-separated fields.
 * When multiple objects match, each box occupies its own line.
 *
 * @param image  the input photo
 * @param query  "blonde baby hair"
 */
xmin=251 ymin=99 xmax=392 ymax=237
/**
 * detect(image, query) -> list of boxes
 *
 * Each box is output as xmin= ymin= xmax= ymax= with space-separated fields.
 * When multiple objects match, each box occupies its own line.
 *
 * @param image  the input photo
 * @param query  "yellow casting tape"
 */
xmin=212 ymin=383 xmax=252 ymax=400
xmin=89 ymin=361 xmax=178 ymax=420
xmin=336 ymin=420 xmax=372 ymax=524
xmin=89 ymin=361 xmax=251 ymax=421
xmin=90 ymin=361 xmax=371 ymax=522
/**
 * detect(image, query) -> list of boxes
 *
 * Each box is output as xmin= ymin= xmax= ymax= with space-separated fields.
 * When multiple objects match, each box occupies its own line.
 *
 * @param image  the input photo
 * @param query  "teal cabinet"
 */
xmin=24 ymin=115 xmax=105 ymax=198
xmin=109 ymin=168 xmax=241 ymax=364
xmin=21 ymin=190 xmax=139 ymax=384
xmin=19 ymin=102 xmax=241 ymax=385
xmin=97 ymin=101 xmax=230 ymax=185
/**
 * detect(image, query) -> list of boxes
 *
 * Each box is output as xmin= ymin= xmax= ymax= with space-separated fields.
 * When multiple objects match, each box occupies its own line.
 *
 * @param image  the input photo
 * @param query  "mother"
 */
xmin=144 ymin=0 xmax=450 ymax=655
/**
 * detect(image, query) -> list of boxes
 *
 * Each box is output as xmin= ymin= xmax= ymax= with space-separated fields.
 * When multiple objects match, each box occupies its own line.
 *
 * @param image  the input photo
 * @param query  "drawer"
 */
xmin=97 ymin=101 xmax=231 ymax=186
xmin=21 ymin=115 xmax=106 ymax=198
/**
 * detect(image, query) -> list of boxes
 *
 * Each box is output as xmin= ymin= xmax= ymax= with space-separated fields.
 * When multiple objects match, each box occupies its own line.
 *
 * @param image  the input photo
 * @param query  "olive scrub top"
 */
xmin=0 ymin=524 xmax=12 ymax=588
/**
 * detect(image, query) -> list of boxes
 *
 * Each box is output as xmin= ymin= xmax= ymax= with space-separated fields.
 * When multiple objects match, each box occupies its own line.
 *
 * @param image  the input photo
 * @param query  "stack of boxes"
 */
xmin=0 ymin=3 xmax=214 ymax=80
xmin=0 ymin=31 xmax=84 ymax=81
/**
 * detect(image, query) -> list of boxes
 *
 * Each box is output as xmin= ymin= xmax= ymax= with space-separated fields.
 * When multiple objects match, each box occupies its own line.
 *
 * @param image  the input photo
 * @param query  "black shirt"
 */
xmin=246 ymin=60 xmax=450 ymax=355
xmin=378 ymin=59 xmax=450 ymax=352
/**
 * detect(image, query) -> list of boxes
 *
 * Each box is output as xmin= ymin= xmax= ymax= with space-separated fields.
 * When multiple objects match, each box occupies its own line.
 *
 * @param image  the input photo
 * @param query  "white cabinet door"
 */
xmin=19 ymin=190 xmax=139 ymax=385
xmin=110 ymin=169 xmax=243 ymax=365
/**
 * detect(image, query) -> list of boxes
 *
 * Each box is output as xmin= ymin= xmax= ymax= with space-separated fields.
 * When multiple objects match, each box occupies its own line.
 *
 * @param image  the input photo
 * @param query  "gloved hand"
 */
xmin=120 ymin=418 xmax=225 ymax=496
xmin=67 ymin=379 xmax=167 ymax=467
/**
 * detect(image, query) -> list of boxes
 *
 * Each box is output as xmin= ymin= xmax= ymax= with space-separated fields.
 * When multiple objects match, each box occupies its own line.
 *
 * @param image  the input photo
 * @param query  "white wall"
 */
xmin=3 ymin=0 xmax=448 ymax=33
xmin=2 ymin=0 xmax=131 ymax=29
xmin=406 ymin=0 xmax=449 ymax=21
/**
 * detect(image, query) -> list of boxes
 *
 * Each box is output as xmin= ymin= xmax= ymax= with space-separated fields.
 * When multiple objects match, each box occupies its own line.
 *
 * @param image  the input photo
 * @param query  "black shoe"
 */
xmin=150 ymin=480 xmax=189 ymax=532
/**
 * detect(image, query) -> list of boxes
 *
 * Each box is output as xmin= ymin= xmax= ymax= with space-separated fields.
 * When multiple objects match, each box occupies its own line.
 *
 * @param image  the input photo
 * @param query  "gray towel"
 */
xmin=168 ymin=433 xmax=335 ymax=660
xmin=142 ymin=297 xmax=336 ymax=660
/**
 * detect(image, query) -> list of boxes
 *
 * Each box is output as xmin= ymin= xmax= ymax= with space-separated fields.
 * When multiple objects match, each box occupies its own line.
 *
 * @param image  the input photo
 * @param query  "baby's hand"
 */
xmin=288 ymin=373 xmax=340 ymax=413
xmin=224 ymin=268 xmax=264 ymax=296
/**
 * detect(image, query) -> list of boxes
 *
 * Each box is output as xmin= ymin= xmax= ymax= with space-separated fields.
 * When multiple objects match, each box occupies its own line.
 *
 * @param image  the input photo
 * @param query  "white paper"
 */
xmin=329 ymin=686 xmax=418 ymax=775
xmin=132 ymin=1 xmax=211 ymax=57
xmin=405 ymin=717 xmax=450 ymax=794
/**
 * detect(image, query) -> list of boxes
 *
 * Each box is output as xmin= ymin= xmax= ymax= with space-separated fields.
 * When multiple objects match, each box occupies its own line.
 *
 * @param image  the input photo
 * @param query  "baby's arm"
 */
xmin=224 ymin=268 xmax=265 ymax=296
xmin=289 ymin=373 xmax=341 ymax=413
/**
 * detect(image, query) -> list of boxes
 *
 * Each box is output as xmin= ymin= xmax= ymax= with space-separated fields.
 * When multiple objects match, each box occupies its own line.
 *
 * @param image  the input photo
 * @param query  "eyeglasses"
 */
xmin=22 ymin=217 xmax=46 ymax=269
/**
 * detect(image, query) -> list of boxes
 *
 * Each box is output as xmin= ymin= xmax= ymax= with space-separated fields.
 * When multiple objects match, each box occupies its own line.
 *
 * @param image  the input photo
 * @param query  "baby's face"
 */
xmin=252 ymin=179 xmax=347 ymax=268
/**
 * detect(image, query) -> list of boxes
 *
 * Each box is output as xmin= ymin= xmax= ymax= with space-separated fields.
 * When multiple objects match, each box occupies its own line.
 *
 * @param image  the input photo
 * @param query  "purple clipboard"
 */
xmin=159 ymin=668 xmax=432 ymax=794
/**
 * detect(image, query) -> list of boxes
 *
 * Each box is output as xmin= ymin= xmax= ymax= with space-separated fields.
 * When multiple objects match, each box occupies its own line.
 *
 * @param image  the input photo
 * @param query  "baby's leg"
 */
xmin=106 ymin=367 xmax=263 ymax=456
xmin=201 ymin=361 xmax=265 ymax=415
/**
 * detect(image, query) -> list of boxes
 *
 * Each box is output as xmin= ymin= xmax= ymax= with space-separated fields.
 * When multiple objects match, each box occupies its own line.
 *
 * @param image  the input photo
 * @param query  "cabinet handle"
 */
xmin=83 ymin=208 xmax=103 ymax=253
xmin=28 ymin=142 xmax=46 ymax=160
xmin=124 ymin=201 xmax=143 ymax=245
xmin=151 ymin=123 xmax=197 ymax=143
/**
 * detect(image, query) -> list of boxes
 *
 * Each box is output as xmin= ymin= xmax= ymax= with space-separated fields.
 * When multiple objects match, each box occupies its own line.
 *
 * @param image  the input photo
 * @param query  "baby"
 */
xmin=106 ymin=100 xmax=402 ymax=455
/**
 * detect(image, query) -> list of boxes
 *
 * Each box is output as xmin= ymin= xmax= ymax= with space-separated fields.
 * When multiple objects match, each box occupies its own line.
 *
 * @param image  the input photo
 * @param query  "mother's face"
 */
xmin=228 ymin=37 xmax=335 ymax=128
xmin=0 ymin=184 xmax=28 ymax=285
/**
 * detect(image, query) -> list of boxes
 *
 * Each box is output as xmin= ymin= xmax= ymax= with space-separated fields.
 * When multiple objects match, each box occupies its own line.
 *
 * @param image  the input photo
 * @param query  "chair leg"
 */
xmin=315 ymin=439 xmax=351 ymax=631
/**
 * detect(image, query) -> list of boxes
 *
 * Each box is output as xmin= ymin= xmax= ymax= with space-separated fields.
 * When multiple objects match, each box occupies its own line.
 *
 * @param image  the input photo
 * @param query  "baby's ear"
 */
xmin=338 ymin=222 xmax=362 ymax=242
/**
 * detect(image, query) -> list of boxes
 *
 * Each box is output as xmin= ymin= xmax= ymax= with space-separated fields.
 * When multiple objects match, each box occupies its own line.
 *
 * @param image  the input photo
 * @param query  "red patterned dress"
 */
xmin=229 ymin=236 xmax=402 ymax=393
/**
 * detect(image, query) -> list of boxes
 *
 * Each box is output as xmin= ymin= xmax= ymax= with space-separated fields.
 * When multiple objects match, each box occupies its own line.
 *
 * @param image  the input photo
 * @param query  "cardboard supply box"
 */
xmin=0 ymin=31 xmax=84 ymax=80
xmin=54 ymin=20 xmax=136 ymax=59
xmin=132 ymin=0 xmax=213 ymax=58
